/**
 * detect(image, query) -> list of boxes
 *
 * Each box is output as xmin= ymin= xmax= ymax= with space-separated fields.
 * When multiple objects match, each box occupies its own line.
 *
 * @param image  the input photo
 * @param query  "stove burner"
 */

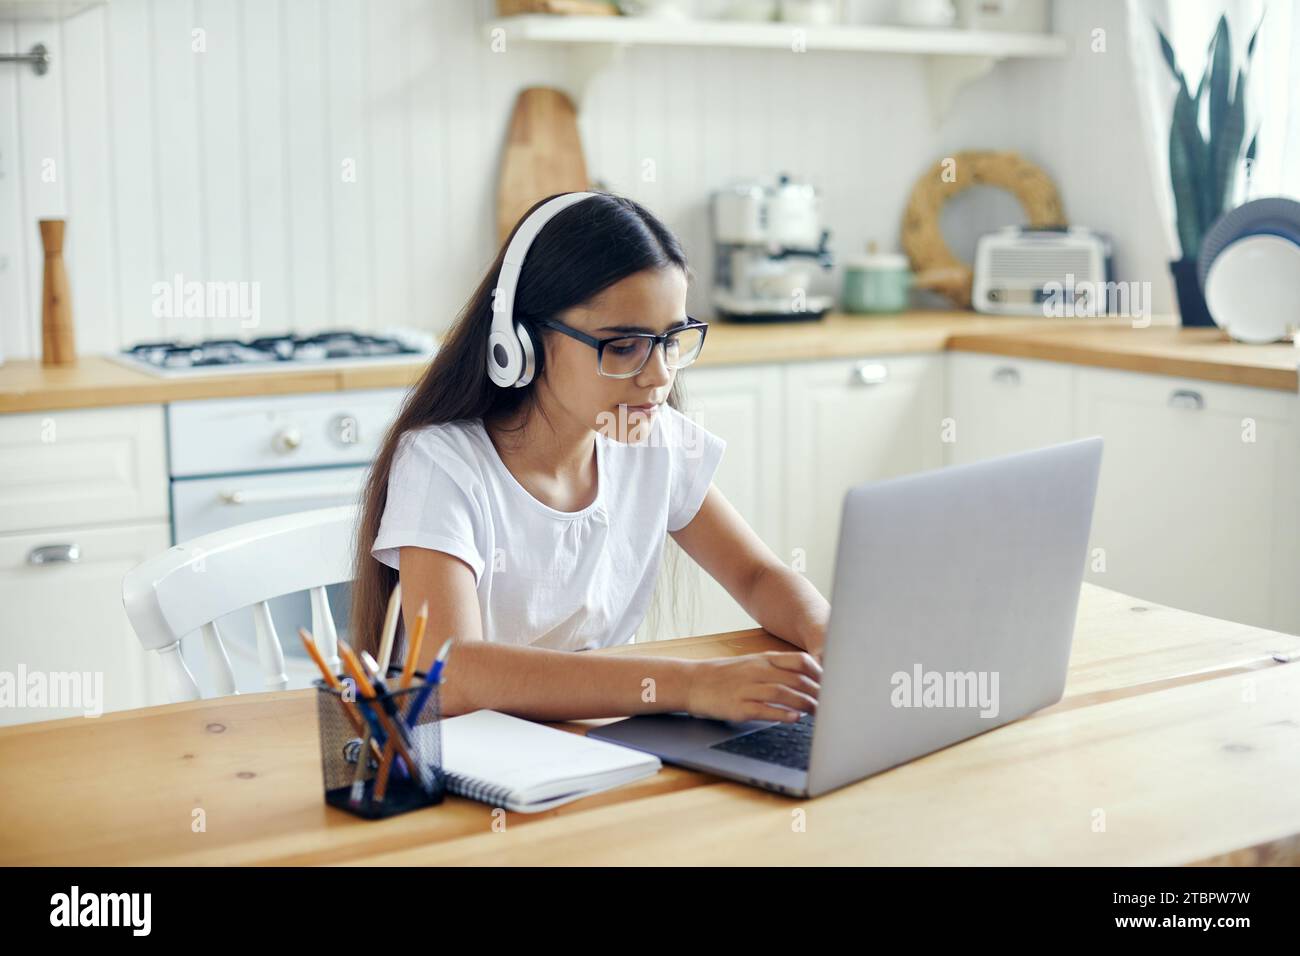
xmin=120 ymin=330 xmax=426 ymax=372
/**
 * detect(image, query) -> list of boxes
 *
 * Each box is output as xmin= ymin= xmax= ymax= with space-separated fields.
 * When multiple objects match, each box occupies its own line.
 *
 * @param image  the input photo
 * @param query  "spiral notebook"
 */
xmin=416 ymin=709 xmax=662 ymax=813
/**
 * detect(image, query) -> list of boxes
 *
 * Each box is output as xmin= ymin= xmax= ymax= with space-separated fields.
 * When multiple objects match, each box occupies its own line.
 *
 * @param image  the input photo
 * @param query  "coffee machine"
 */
xmin=710 ymin=173 xmax=834 ymax=322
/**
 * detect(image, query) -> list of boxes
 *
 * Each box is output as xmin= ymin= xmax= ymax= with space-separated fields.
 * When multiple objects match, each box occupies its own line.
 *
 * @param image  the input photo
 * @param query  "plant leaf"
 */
xmin=1213 ymin=67 xmax=1247 ymax=216
xmin=1208 ymin=15 xmax=1231 ymax=144
xmin=1246 ymin=10 xmax=1264 ymax=60
xmin=1169 ymin=86 xmax=1205 ymax=258
xmin=1154 ymin=22 xmax=1186 ymax=85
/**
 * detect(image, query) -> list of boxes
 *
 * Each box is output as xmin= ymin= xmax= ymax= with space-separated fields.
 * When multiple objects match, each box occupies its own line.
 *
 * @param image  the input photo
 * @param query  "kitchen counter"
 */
xmin=1 ymin=311 xmax=1296 ymax=414
xmin=2 ymin=583 xmax=1298 ymax=866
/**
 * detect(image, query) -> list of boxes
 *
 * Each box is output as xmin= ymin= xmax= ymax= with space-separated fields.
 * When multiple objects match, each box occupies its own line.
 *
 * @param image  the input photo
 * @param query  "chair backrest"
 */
xmin=123 ymin=504 xmax=358 ymax=703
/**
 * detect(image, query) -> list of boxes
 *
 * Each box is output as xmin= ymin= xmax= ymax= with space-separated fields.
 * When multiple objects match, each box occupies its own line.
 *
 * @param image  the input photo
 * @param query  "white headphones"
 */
xmin=487 ymin=191 xmax=599 ymax=388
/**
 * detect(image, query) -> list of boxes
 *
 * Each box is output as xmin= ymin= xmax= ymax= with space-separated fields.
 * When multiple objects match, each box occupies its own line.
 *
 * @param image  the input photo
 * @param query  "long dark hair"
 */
xmin=351 ymin=191 xmax=692 ymax=659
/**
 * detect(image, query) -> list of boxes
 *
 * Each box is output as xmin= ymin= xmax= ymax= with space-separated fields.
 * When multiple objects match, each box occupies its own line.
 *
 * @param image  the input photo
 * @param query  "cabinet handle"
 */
xmin=1168 ymin=389 xmax=1204 ymax=410
xmin=27 ymin=543 xmax=81 ymax=565
xmin=992 ymin=366 xmax=1021 ymax=386
xmin=219 ymin=483 xmax=361 ymax=505
xmin=850 ymin=362 xmax=888 ymax=386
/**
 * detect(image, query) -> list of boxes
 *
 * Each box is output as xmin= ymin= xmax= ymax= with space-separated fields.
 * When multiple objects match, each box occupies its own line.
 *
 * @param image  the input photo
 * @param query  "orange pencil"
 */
xmin=376 ymin=601 xmax=429 ymax=799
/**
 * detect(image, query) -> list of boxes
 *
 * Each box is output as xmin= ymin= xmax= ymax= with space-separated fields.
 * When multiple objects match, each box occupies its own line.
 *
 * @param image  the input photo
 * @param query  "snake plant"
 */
xmin=1155 ymin=14 xmax=1261 ymax=260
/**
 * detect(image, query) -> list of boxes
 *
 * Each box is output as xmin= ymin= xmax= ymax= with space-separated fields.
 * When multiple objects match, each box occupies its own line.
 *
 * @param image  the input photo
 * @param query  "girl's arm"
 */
xmin=398 ymin=542 xmax=820 ymax=723
xmin=669 ymin=484 xmax=831 ymax=656
xmin=398 ymin=546 xmax=692 ymax=721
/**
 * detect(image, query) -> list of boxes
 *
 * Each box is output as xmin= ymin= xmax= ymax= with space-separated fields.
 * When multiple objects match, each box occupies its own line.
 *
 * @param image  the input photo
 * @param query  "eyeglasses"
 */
xmin=536 ymin=316 xmax=709 ymax=379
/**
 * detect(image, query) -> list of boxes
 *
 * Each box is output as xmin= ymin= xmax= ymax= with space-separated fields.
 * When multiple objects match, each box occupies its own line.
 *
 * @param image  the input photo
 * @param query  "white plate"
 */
xmin=1203 ymin=234 xmax=1300 ymax=344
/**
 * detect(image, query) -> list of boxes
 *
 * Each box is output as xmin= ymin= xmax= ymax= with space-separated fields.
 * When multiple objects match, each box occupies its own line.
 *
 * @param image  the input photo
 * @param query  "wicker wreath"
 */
xmin=900 ymin=151 xmax=1066 ymax=308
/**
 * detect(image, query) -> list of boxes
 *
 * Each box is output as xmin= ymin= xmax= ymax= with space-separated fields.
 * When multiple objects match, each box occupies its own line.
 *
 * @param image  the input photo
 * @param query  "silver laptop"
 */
xmin=588 ymin=437 xmax=1103 ymax=798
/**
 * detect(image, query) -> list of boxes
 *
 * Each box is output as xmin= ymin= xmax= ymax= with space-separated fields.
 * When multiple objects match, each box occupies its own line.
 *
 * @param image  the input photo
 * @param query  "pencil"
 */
xmin=338 ymin=640 xmax=433 ymax=796
xmin=376 ymin=601 xmax=428 ymax=801
xmin=377 ymin=582 xmax=402 ymax=676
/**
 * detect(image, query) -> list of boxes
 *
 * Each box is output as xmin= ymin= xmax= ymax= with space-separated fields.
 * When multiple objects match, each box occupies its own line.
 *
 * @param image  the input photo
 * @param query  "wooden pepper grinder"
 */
xmin=40 ymin=218 xmax=77 ymax=366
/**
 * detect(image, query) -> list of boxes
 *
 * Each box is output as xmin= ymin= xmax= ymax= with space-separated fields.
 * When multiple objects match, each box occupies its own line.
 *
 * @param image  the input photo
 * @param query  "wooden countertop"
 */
xmin=1 ymin=311 xmax=1296 ymax=415
xmin=2 ymin=583 xmax=1298 ymax=866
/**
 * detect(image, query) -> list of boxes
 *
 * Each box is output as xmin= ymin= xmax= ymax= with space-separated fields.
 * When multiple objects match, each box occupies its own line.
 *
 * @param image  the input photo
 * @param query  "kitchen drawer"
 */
xmin=0 ymin=521 xmax=171 ymax=725
xmin=167 ymin=389 xmax=406 ymax=477
xmin=0 ymin=405 xmax=168 ymax=534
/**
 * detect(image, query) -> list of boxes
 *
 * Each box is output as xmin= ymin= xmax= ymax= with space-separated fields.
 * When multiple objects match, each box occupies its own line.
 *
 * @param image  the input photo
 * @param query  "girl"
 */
xmin=352 ymin=191 xmax=829 ymax=725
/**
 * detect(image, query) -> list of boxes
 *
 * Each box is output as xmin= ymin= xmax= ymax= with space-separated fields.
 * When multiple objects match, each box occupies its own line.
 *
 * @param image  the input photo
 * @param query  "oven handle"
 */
xmin=218 ymin=483 xmax=362 ymax=505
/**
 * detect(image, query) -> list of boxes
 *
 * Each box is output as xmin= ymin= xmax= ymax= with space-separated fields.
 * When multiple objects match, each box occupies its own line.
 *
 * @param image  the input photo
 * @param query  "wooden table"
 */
xmin=2 ymin=583 xmax=1298 ymax=866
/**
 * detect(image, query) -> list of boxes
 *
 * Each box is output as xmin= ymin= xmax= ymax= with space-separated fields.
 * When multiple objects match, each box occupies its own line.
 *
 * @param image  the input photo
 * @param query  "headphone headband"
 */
xmin=488 ymin=191 xmax=599 ymax=388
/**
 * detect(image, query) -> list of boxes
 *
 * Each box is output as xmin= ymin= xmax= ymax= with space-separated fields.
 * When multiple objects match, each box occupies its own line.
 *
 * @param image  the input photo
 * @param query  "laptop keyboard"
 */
xmin=710 ymin=711 xmax=815 ymax=771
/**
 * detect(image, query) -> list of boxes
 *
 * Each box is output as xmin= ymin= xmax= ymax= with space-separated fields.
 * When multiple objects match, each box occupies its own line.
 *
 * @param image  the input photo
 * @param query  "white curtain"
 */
xmin=1125 ymin=0 xmax=1300 ymax=259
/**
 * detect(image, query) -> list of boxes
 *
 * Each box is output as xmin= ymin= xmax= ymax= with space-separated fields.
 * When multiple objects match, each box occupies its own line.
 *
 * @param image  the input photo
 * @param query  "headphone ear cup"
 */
xmin=487 ymin=326 xmax=521 ymax=387
xmin=514 ymin=322 xmax=538 ymax=388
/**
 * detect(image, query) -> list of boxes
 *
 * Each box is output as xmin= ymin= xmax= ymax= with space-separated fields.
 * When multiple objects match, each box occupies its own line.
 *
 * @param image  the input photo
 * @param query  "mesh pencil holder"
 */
xmin=314 ymin=667 xmax=446 ymax=820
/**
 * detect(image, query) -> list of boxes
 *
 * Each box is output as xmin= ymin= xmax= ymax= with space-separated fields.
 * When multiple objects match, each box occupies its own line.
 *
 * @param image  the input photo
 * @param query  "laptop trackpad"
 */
xmin=588 ymin=712 xmax=772 ymax=759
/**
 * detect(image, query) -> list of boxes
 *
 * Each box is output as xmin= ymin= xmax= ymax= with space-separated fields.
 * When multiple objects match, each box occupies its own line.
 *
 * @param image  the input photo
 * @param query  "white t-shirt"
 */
xmin=371 ymin=402 xmax=726 ymax=651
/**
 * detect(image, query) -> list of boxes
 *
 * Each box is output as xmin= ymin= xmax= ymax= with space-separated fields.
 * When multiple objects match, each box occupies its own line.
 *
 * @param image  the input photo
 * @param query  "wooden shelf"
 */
xmin=484 ymin=14 xmax=1068 ymax=59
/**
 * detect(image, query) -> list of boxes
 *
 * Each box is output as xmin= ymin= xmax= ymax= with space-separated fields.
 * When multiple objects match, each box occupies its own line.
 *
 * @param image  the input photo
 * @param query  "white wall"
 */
xmin=0 ymin=0 xmax=1169 ymax=362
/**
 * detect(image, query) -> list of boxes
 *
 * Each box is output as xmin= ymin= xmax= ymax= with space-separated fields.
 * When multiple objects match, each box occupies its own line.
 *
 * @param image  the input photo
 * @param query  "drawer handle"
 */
xmin=220 ymin=483 xmax=361 ymax=505
xmin=27 ymin=543 xmax=81 ymax=565
xmin=992 ymin=366 xmax=1021 ymax=386
xmin=1168 ymin=389 xmax=1204 ymax=410
xmin=850 ymin=362 xmax=888 ymax=386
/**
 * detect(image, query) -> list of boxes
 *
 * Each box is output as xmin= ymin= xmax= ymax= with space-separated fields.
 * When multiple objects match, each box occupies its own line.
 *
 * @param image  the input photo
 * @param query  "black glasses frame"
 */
xmin=536 ymin=316 xmax=709 ymax=378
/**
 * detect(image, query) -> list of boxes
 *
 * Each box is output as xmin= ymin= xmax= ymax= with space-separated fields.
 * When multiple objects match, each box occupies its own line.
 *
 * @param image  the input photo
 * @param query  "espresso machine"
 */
xmin=710 ymin=173 xmax=834 ymax=322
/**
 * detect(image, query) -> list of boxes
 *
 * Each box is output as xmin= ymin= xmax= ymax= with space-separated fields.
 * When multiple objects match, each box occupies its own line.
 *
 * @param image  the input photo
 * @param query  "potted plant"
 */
xmin=1155 ymin=14 xmax=1260 ymax=326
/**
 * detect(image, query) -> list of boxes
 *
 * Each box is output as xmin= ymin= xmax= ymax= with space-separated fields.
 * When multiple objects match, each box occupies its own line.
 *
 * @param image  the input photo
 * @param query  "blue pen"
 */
xmin=406 ymin=638 xmax=453 ymax=729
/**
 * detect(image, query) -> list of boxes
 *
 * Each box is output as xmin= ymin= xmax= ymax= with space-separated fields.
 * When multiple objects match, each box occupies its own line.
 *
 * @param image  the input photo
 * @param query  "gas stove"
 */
xmin=109 ymin=329 xmax=437 ymax=377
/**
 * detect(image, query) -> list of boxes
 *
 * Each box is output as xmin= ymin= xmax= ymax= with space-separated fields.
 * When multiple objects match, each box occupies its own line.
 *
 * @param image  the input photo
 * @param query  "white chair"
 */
xmin=122 ymin=504 xmax=358 ymax=702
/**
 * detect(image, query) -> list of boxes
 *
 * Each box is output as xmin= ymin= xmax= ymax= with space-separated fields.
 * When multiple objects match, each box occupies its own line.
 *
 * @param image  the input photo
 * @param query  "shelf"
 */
xmin=484 ymin=14 xmax=1069 ymax=59
xmin=0 ymin=0 xmax=106 ymax=21
xmin=484 ymin=14 xmax=1068 ymax=122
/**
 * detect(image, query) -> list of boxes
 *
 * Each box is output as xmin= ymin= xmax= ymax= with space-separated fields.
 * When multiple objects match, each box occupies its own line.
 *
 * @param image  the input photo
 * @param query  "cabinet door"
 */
xmin=0 ymin=522 xmax=171 ymax=726
xmin=1075 ymin=367 xmax=1298 ymax=633
xmin=639 ymin=365 xmax=785 ymax=643
xmin=0 ymin=405 xmax=168 ymax=533
xmin=785 ymin=355 xmax=944 ymax=600
xmin=945 ymin=353 xmax=1075 ymax=465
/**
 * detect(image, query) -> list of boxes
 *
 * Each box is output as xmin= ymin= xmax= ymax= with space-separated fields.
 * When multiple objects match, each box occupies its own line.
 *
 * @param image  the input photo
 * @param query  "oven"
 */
xmin=167 ymin=389 xmax=407 ymax=694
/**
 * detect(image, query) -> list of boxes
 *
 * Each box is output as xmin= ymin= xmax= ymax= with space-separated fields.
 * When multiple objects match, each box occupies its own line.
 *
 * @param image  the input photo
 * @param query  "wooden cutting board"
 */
xmin=496 ymin=87 xmax=590 ymax=246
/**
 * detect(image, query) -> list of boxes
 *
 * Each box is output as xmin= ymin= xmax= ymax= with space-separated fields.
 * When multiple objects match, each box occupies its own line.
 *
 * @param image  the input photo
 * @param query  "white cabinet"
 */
xmin=0 ymin=522 xmax=170 ymax=725
xmin=641 ymin=364 xmax=786 ymax=643
xmin=1074 ymin=366 xmax=1299 ymax=635
xmin=944 ymin=353 xmax=1075 ymax=465
xmin=648 ymin=353 xmax=1299 ymax=645
xmin=0 ymin=405 xmax=170 ymax=724
xmin=0 ymin=404 xmax=168 ymax=532
xmin=784 ymin=354 xmax=944 ymax=599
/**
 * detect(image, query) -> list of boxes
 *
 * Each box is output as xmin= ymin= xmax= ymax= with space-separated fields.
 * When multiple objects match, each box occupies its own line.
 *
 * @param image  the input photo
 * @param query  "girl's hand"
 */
xmin=685 ymin=651 xmax=821 ymax=724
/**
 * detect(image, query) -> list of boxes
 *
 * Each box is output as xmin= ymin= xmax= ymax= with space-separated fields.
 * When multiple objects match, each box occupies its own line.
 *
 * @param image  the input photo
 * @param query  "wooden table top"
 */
xmin=1 ymin=583 xmax=1297 ymax=866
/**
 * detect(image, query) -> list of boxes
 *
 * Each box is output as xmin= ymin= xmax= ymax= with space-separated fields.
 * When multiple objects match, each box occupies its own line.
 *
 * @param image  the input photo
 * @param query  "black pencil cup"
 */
xmin=314 ymin=667 xmax=446 ymax=820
